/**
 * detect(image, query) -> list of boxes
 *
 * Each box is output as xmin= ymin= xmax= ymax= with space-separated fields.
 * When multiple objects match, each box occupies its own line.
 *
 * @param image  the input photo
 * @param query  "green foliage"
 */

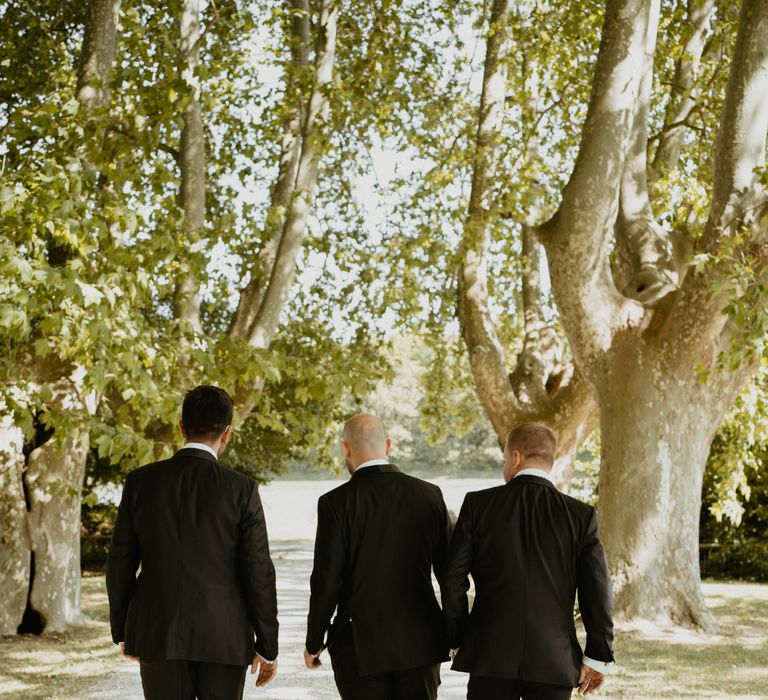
xmin=698 ymin=367 xmax=768 ymax=581
xmin=700 ymin=542 xmax=768 ymax=583
xmin=703 ymin=365 xmax=768 ymax=527
xmin=0 ymin=0 xmax=409 ymax=485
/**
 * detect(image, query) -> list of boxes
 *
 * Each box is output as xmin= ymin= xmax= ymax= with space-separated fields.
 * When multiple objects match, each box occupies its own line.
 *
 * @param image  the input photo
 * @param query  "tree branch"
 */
xmin=228 ymin=0 xmax=310 ymax=340
xmin=659 ymin=0 xmax=768 ymax=369
xmin=541 ymin=0 xmax=657 ymax=366
xmin=650 ymin=0 xmax=716 ymax=182
xmin=457 ymin=0 xmax=519 ymax=439
xmin=247 ymin=0 xmax=338 ymax=349
xmin=173 ymin=0 xmax=206 ymax=334
xmin=76 ymin=0 xmax=122 ymax=111
xmin=705 ymin=0 xmax=768 ymax=248
xmin=612 ymin=2 xmax=690 ymax=306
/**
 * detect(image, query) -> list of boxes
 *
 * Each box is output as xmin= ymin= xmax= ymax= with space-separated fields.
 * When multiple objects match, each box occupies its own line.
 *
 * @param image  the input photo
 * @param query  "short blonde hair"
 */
xmin=504 ymin=423 xmax=557 ymax=465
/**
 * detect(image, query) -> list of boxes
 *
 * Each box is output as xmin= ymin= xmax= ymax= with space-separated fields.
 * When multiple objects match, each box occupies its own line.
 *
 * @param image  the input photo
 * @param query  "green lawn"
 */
xmin=598 ymin=582 xmax=768 ymax=699
xmin=0 ymin=577 xmax=766 ymax=699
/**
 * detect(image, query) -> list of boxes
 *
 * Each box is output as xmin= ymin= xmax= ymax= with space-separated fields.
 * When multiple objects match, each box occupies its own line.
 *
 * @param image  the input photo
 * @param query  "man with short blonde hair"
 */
xmin=443 ymin=422 xmax=614 ymax=699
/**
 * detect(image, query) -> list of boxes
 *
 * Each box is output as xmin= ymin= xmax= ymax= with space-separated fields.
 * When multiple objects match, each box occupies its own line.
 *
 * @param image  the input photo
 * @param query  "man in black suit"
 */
xmin=107 ymin=385 xmax=279 ymax=699
xmin=442 ymin=423 xmax=614 ymax=700
xmin=303 ymin=413 xmax=451 ymax=699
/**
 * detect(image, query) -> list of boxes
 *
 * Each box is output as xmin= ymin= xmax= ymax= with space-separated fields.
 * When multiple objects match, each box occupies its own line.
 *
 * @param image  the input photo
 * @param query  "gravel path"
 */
xmin=96 ymin=540 xmax=469 ymax=700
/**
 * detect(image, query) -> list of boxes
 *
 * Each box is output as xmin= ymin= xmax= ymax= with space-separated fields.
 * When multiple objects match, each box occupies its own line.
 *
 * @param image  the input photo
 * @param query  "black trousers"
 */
xmin=139 ymin=659 xmax=247 ymax=700
xmin=329 ymin=627 xmax=440 ymax=700
xmin=467 ymin=675 xmax=573 ymax=700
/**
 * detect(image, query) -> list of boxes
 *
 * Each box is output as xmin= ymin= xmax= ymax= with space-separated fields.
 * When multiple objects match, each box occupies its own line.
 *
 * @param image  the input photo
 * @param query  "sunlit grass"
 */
xmin=0 ymin=577 xmax=765 ymax=699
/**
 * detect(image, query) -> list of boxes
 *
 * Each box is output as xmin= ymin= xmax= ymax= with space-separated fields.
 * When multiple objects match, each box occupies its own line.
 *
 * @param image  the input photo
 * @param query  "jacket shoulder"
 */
xmin=318 ymin=480 xmax=350 ymax=506
xmin=559 ymin=491 xmax=596 ymax=518
xmin=465 ymin=483 xmax=507 ymax=504
xmin=398 ymin=472 xmax=443 ymax=496
xmin=125 ymin=458 xmax=173 ymax=482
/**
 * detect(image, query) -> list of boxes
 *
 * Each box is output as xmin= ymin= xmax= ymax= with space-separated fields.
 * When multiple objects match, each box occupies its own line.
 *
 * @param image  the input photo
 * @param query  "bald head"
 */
xmin=342 ymin=414 xmax=391 ymax=472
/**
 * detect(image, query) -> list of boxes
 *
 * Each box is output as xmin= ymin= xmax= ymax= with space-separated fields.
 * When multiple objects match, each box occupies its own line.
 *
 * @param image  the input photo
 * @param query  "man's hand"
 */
xmin=304 ymin=647 xmax=323 ymax=669
xmin=118 ymin=642 xmax=139 ymax=662
xmin=578 ymin=664 xmax=605 ymax=695
xmin=251 ymin=654 xmax=277 ymax=687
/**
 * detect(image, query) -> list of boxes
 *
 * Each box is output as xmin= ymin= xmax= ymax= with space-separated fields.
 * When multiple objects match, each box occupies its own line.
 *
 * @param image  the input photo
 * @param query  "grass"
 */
xmin=0 ymin=573 xmax=133 ymax=700
xmin=598 ymin=582 xmax=768 ymax=699
xmin=0 ymin=578 xmax=766 ymax=699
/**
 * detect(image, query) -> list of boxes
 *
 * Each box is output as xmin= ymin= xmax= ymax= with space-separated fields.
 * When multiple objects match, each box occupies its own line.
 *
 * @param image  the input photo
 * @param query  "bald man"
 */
xmin=304 ymin=414 xmax=451 ymax=700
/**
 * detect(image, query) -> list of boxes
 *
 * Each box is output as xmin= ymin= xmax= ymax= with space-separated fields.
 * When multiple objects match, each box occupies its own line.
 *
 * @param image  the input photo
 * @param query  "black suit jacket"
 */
xmin=305 ymin=463 xmax=451 ymax=676
xmin=106 ymin=447 xmax=279 ymax=665
xmin=442 ymin=474 xmax=613 ymax=686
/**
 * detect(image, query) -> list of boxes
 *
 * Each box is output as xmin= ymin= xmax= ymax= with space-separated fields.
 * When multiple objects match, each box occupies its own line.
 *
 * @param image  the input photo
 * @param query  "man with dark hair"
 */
xmin=107 ymin=385 xmax=279 ymax=700
xmin=442 ymin=422 xmax=614 ymax=699
xmin=304 ymin=413 xmax=451 ymax=699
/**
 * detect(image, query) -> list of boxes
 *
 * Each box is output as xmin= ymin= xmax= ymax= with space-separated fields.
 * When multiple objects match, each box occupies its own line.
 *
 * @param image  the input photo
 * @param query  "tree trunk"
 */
xmin=173 ymin=0 xmax=205 ymax=333
xmin=76 ymin=0 xmax=122 ymax=110
xmin=0 ymin=416 xmax=30 ymax=634
xmin=25 ymin=431 xmax=90 ymax=631
xmin=595 ymin=336 xmax=748 ymax=630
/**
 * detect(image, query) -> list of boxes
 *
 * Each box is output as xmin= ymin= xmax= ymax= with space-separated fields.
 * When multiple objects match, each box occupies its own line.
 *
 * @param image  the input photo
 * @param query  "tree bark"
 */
xmin=458 ymin=0 xmax=597 ymax=486
xmin=596 ymin=336 xmax=750 ymax=631
xmin=25 ymin=430 xmax=90 ymax=631
xmin=173 ymin=0 xmax=205 ymax=334
xmin=0 ymin=415 xmax=29 ymax=634
xmin=76 ymin=0 xmax=122 ymax=111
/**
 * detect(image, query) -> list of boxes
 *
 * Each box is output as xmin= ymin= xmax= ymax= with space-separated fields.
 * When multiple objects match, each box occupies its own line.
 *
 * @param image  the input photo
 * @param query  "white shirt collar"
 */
xmin=514 ymin=467 xmax=554 ymax=483
xmin=355 ymin=458 xmax=389 ymax=471
xmin=182 ymin=442 xmax=218 ymax=460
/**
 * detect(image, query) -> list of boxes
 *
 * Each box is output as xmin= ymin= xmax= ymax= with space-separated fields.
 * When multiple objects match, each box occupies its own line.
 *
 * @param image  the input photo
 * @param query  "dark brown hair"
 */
xmin=182 ymin=385 xmax=233 ymax=440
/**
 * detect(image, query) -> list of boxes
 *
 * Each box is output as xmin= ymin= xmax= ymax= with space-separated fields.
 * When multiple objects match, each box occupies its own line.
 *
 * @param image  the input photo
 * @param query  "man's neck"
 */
xmin=184 ymin=441 xmax=219 ymax=459
xmin=354 ymin=456 xmax=389 ymax=471
xmin=514 ymin=465 xmax=554 ymax=482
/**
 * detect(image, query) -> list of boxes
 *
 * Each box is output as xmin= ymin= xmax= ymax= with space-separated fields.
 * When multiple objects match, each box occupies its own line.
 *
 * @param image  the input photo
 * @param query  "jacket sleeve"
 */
xmin=239 ymin=482 xmax=279 ymax=660
xmin=576 ymin=507 xmax=615 ymax=663
xmin=441 ymin=494 xmax=474 ymax=649
xmin=432 ymin=486 xmax=453 ymax=586
xmin=305 ymin=494 xmax=345 ymax=655
xmin=106 ymin=474 xmax=141 ymax=644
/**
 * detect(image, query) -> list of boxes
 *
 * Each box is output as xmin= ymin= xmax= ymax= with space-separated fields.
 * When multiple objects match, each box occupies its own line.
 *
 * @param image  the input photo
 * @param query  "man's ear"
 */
xmin=342 ymin=441 xmax=351 ymax=459
xmin=221 ymin=425 xmax=232 ymax=445
xmin=179 ymin=421 xmax=187 ymax=439
xmin=385 ymin=437 xmax=392 ymax=457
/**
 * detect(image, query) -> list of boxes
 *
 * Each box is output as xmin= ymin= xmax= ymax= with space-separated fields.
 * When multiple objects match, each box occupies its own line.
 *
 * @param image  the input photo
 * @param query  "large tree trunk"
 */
xmin=25 ymin=431 xmax=90 ymax=631
xmin=542 ymin=0 xmax=768 ymax=628
xmin=594 ymin=338 xmax=747 ymax=631
xmin=0 ymin=415 xmax=29 ymax=634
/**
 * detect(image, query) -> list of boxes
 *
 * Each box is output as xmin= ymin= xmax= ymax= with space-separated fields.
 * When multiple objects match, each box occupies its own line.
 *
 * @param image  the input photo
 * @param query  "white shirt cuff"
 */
xmin=583 ymin=655 xmax=613 ymax=674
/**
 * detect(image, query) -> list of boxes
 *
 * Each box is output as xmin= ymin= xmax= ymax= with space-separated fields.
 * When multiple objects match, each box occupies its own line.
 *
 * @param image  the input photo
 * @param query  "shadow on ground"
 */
xmin=1 ymin=552 xmax=766 ymax=700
